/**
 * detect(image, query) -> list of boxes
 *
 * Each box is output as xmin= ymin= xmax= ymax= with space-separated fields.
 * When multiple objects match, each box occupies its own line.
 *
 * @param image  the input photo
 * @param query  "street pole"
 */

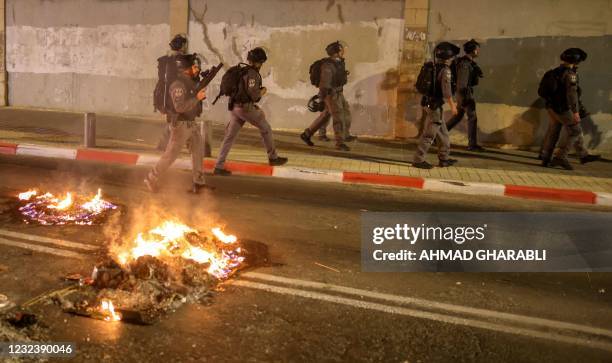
xmin=84 ymin=112 xmax=96 ymax=148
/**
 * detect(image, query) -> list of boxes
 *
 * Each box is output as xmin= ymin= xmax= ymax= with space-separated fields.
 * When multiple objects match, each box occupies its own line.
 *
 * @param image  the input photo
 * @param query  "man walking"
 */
xmin=300 ymin=41 xmax=355 ymax=151
xmin=213 ymin=48 xmax=288 ymax=176
xmin=145 ymin=54 xmax=211 ymax=194
xmin=412 ymin=42 xmax=460 ymax=169
xmin=539 ymin=48 xmax=600 ymax=170
xmin=446 ymin=39 xmax=484 ymax=151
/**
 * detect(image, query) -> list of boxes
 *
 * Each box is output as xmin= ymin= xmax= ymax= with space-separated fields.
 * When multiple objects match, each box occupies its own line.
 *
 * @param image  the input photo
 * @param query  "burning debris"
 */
xmin=56 ymin=220 xmax=258 ymax=325
xmin=16 ymin=189 xmax=117 ymax=225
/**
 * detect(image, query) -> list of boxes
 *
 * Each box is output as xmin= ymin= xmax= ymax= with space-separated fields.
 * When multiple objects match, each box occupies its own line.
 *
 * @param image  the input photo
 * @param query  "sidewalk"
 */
xmin=0 ymin=107 xmax=611 ymax=204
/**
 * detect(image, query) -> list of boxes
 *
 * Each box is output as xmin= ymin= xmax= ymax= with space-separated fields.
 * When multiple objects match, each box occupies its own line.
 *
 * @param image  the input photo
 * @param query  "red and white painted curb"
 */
xmin=2 ymin=142 xmax=611 ymax=206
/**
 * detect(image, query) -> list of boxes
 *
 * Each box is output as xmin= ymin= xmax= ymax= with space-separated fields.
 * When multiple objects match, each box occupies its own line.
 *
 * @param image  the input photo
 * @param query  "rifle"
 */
xmin=196 ymin=63 xmax=223 ymax=93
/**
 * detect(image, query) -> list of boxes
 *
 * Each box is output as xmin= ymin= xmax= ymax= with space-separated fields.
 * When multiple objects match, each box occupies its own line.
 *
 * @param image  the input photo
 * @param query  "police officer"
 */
xmin=412 ymin=42 xmax=460 ymax=169
xmin=446 ymin=39 xmax=484 ymax=151
xmin=540 ymin=48 xmax=600 ymax=170
xmin=145 ymin=53 xmax=211 ymax=193
xmin=157 ymin=34 xmax=189 ymax=152
xmin=300 ymin=41 xmax=355 ymax=151
xmin=213 ymin=47 xmax=288 ymax=176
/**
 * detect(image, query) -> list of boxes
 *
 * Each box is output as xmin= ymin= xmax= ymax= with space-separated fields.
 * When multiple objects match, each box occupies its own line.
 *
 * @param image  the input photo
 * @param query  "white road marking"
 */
xmin=233 ymin=280 xmax=612 ymax=353
xmin=0 ymin=229 xmax=99 ymax=251
xmin=0 ymin=237 xmax=88 ymax=259
xmin=242 ymin=272 xmax=612 ymax=340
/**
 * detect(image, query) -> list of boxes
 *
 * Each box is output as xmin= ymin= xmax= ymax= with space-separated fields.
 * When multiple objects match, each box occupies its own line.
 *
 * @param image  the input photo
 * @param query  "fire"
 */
xmin=18 ymin=190 xmax=38 ymax=200
xmin=100 ymin=299 xmax=121 ymax=322
xmin=212 ymin=227 xmax=237 ymax=244
xmin=115 ymin=221 xmax=244 ymax=279
xmin=17 ymin=189 xmax=117 ymax=225
xmin=47 ymin=192 xmax=73 ymax=210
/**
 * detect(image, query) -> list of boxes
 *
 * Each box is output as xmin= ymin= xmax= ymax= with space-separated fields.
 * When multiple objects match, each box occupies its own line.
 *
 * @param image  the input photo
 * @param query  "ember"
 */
xmin=17 ymin=189 xmax=117 ymax=225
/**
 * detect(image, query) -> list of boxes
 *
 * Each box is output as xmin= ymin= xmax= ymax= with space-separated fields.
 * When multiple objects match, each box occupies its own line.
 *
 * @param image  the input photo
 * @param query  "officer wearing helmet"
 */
xmin=300 ymin=41 xmax=354 ymax=151
xmin=145 ymin=53 xmax=211 ymax=193
xmin=540 ymin=48 xmax=600 ymax=170
xmin=213 ymin=47 xmax=288 ymax=176
xmin=412 ymin=42 xmax=460 ymax=169
xmin=446 ymin=39 xmax=484 ymax=152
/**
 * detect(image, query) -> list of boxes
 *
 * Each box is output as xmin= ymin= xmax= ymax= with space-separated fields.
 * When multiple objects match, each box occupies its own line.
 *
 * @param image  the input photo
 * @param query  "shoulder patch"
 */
xmin=443 ymin=68 xmax=452 ymax=78
xmin=569 ymin=73 xmax=577 ymax=84
xmin=248 ymin=78 xmax=256 ymax=89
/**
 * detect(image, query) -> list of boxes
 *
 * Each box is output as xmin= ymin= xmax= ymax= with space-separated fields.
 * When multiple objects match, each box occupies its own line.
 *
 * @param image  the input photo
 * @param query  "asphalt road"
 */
xmin=0 ymin=154 xmax=611 ymax=362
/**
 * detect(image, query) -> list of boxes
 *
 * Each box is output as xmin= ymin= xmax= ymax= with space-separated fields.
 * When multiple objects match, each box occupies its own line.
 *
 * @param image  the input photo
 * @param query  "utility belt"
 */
xmin=422 ymin=96 xmax=444 ymax=110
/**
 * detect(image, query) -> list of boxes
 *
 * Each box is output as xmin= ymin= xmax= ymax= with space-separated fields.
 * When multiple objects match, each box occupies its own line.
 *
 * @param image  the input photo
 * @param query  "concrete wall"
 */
xmin=420 ymin=0 xmax=612 ymax=153
xmin=6 ymin=0 xmax=170 ymax=115
xmin=187 ymin=0 xmax=404 ymax=136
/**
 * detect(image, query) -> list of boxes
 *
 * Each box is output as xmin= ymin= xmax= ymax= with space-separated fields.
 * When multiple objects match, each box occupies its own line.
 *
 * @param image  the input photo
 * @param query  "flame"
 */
xmin=47 ymin=193 xmax=73 ymax=210
xmin=18 ymin=190 xmax=38 ymax=200
xmin=17 ymin=189 xmax=117 ymax=225
xmin=115 ymin=221 xmax=244 ymax=279
xmin=100 ymin=299 xmax=121 ymax=322
xmin=212 ymin=227 xmax=237 ymax=244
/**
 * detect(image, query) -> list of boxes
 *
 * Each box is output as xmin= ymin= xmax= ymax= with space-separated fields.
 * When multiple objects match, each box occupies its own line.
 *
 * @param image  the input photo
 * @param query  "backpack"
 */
xmin=538 ymin=67 xmax=566 ymax=101
xmin=450 ymin=58 xmax=460 ymax=94
xmin=153 ymin=55 xmax=178 ymax=114
xmin=415 ymin=61 xmax=436 ymax=96
xmin=212 ymin=63 xmax=250 ymax=105
xmin=309 ymin=58 xmax=330 ymax=87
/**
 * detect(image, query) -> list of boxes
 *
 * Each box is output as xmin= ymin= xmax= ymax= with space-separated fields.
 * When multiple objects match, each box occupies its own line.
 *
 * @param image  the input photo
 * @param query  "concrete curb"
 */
xmin=3 ymin=142 xmax=611 ymax=206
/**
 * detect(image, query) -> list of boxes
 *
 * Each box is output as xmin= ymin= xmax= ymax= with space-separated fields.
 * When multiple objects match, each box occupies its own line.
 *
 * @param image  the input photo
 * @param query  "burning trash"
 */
xmin=55 ymin=220 xmax=260 ymax=325
xmin=16 ymin=189 xmax=117 ymax=225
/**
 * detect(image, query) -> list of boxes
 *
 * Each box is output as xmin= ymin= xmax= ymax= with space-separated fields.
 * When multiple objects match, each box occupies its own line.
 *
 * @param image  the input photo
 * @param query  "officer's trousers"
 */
xmin=413 ymin=106 xmax=450 ymax=163
xmin=308 ymin=91 xmax=351 ymax=143
xmin=149 ymin=121 xmax=206 ymax=185
xmin=215 ymin=104 xmax=278 ymax=169
xmin=307 ymin=111 xmax=331 ymax=137
xmin=541 ymin=109 xmax=587 ymax=161
xmin=446 ymin=99 xmax=478 ymax=147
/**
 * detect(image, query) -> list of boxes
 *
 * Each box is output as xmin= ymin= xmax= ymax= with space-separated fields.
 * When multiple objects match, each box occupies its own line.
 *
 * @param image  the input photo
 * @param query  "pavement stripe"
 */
xmin=76 ymin=149 xmax=139 ymax=165
xmin=225 ymin=160 xmax=273 ymax=176
xmin=242 ymin=272 xmax=612 ymax=339
xmin=504 ymin=184 xmax=597 ymax=204
xmin=0 ymin=229 xmax=99 ymax=251
xmin=423 ymin=179 xmax=506 ymax=196
xmin=273 ymin=166 xmax=343 ymax=183
xmin=16 ymin=144 xmax=77 ymax=160
xmin=596 ymin=192 xmax=612 ymax=207
xmin=233 ymin=280 xmax=612 ymax=353
xmin=343 ymin=172 xmax=424 ymax=189
xmin=0 ymin=237 xmax=88 ymax=259
xmin=136 ymin=154 xmax=160 ymax=167
xmin=0 ymin=141 xmax=17 ymax=155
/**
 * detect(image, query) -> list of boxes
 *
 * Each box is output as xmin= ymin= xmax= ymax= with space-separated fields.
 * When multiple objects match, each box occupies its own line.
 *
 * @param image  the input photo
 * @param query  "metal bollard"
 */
xmin=84 ymin=112 xmax=96 ymax=148
xmin=200 ymin=120 xmax=212 ymax=157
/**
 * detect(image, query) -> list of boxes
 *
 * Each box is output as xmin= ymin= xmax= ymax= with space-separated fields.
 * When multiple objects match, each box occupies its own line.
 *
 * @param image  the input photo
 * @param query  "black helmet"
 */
xmin=247 ymin=47 xmax=268 ymax=63
xmin=560 ymin=48 xmax=587 ymax=64
xmin=175 ymin=53 xmax=196 ymax=70
xmin=326 ymin=41 xmax=343 ymax=56
xmin=307 ymin=95 xmax=325 ymax=112
xmin=170 ymin=34 xmax=188 ymax=51
xmin=434 ymin=42 xmax=460 ymax=60
xmin=463 ymin=39 xmax=480 ymax=54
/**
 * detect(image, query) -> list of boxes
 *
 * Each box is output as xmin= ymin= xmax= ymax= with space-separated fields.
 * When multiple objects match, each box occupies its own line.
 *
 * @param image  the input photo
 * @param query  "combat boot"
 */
xmin=335 ymin=143 xmax=350 ymax=151
xmin=438 ymin=159 xmax=458 ymax=167
xmin=550 ymin=157 xmax=573 ymax=170
xmin=269 ymin=157 xmax=289 ymax=166
xmin=300 ymin=130 xmax=314 ymax=146
xmin=413 ymin=161 xmax=434 ymax=169
xmin=580 ymin=154 xmax=601 ymax=164
xmin=213 ymin=168 xmax=232 ymax=176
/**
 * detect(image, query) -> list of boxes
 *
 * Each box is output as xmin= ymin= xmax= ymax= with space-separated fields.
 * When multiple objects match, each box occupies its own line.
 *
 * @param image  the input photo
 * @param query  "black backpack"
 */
xmin=538 ymin=67 xmax=566 ymax=101
xmin=212 ymin=63 xmax=250 ymax=105
xmin=309 ymin=58 xmax=330 ymax=87
xmin=153 ymin=55 xmax=178 ymax=114
xmin=415 ymin=61 xmax=436 ymax=96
